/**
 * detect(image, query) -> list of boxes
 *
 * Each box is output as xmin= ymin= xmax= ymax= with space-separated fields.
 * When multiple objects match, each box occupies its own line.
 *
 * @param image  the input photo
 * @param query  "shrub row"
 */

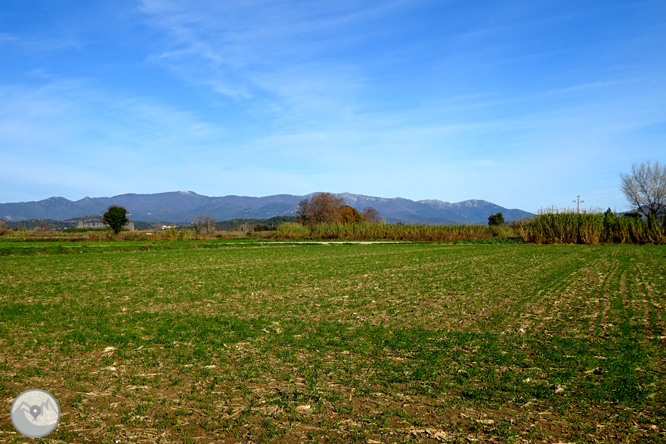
xmin=266 ymin=222 xmax=514 ymax=242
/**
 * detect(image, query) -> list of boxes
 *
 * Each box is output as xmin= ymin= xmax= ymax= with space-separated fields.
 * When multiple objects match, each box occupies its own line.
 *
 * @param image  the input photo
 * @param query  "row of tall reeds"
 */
xmin=514 ymin=210 xmax=665 ymax=244
xmin=268 ymin=222 xmax=515 ymax=242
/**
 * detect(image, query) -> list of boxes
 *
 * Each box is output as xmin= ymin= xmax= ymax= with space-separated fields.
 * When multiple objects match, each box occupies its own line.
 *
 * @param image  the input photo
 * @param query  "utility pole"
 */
xmin=572 ymin=196 xmax=584 ymax=214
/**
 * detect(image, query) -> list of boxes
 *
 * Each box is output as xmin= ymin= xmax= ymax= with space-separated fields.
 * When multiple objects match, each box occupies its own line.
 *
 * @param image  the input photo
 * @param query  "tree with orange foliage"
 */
xmin=339 ymin=205 xmax=363 ymax=224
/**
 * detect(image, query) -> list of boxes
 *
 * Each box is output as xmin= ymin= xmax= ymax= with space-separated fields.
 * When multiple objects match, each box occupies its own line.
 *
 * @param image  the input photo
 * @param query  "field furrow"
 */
xmin=634 ymin=262 xmax=666 ymax=340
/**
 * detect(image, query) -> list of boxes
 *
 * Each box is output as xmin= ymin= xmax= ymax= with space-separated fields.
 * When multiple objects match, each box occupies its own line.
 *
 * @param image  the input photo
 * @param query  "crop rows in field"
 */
xmin=0 ymin=243 xmax=665 ymax=442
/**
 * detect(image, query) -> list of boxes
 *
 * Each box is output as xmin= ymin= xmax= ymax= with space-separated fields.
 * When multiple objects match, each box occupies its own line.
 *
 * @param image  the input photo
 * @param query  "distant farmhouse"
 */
xmin=77 ymin=219 xmax=135 ymax=231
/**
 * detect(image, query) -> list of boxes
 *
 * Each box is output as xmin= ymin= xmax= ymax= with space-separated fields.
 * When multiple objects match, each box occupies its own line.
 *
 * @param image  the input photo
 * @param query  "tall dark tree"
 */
xmin=103 ymin=206 xmax=129 ymax=234
xmin=488 ymin=212 xmax=505 ymax=226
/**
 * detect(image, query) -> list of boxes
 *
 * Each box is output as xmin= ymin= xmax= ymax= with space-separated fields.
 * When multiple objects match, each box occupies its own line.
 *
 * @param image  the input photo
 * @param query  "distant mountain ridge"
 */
xmin=0 ymin=191 xmax=533 ymax=224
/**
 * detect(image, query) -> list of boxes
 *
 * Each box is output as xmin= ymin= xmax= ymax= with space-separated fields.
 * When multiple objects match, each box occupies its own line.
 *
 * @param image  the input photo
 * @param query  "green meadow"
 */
xmin=1 ymin=241 xmax=665 ymax=442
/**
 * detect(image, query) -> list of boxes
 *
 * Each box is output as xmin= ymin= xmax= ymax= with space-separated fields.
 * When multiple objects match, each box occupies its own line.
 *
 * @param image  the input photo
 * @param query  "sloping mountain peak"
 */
xmin=0 ymin=192 xmax=533 ymax=224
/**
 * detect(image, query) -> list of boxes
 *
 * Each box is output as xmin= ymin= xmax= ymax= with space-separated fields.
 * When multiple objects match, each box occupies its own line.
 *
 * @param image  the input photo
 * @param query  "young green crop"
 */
xmin=0 ymin=242 xmax=664 ymax=442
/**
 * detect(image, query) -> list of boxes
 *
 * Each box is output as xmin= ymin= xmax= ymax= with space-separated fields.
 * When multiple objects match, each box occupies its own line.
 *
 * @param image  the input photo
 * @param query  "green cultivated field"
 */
xmin=1 ymin=241 xmax=665 ymax=443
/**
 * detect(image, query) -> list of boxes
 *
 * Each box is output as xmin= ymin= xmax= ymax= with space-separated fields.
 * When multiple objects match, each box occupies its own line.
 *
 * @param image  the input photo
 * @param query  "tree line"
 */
xmin=296 ymin=192 xmax=383 ymax=227
xmin=86 ymin=160 xmax=666 ymax=240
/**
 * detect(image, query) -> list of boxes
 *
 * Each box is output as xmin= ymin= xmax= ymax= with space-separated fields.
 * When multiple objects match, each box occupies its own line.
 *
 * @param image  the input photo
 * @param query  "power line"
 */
xmin=583 ymin=193 xmax=624 ymax=201
xmin=573 ymin=196 xmax=584 ymax=214
xmin=584 ymin=190 xmax=624 ymax=198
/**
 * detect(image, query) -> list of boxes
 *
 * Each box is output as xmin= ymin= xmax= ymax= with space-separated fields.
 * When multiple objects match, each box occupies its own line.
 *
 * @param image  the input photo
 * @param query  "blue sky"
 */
xmin=1 ymin=0 xmax=664 ymax=213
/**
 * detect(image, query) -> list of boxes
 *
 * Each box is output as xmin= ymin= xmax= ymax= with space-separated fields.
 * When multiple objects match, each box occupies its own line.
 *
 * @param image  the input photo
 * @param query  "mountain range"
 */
xmin=0 ymin=191 xmax=533 ymax=224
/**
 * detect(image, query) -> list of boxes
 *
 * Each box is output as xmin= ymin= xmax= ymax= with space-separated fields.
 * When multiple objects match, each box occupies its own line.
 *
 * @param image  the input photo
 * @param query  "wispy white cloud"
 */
xmin=0 ymin=78 xmax=222 ymax=151
xmin=0 ymin=31 xmax=80 ymax=52
xmin=0 ymin=77 xmax=231 ymax=200
xmin=139 ymin=0 xmax=420 ymax=115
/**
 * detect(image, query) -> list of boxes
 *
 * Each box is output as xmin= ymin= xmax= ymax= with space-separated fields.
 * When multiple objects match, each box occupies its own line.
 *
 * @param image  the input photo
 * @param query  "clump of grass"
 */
xmin=162 ymin=227 xmax=180 ymax=240
xmin=275 ymin=222 xmax=311 ymax=239
xmin=268 ymin=222 xmax=517 ymax=242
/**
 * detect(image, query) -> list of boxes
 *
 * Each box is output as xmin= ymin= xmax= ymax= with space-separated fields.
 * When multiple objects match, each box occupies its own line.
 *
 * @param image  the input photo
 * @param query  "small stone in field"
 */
xmin=553 ymin=384 xmax=565 ymax=394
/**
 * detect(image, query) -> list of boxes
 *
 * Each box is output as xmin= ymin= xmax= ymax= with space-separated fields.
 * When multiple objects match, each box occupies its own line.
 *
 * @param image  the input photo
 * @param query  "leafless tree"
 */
xmin=192 ymin=214 xmax=216 ymax=234
xmin=296 ymin=199 xmax=310 ymax=224
xmin=620 ymin=161 xmax=666 ymax=229
xmin=361 ymin=206 xmax=383 ymax=223
xmin=238 ymin=222 xmax=253 ymax=234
